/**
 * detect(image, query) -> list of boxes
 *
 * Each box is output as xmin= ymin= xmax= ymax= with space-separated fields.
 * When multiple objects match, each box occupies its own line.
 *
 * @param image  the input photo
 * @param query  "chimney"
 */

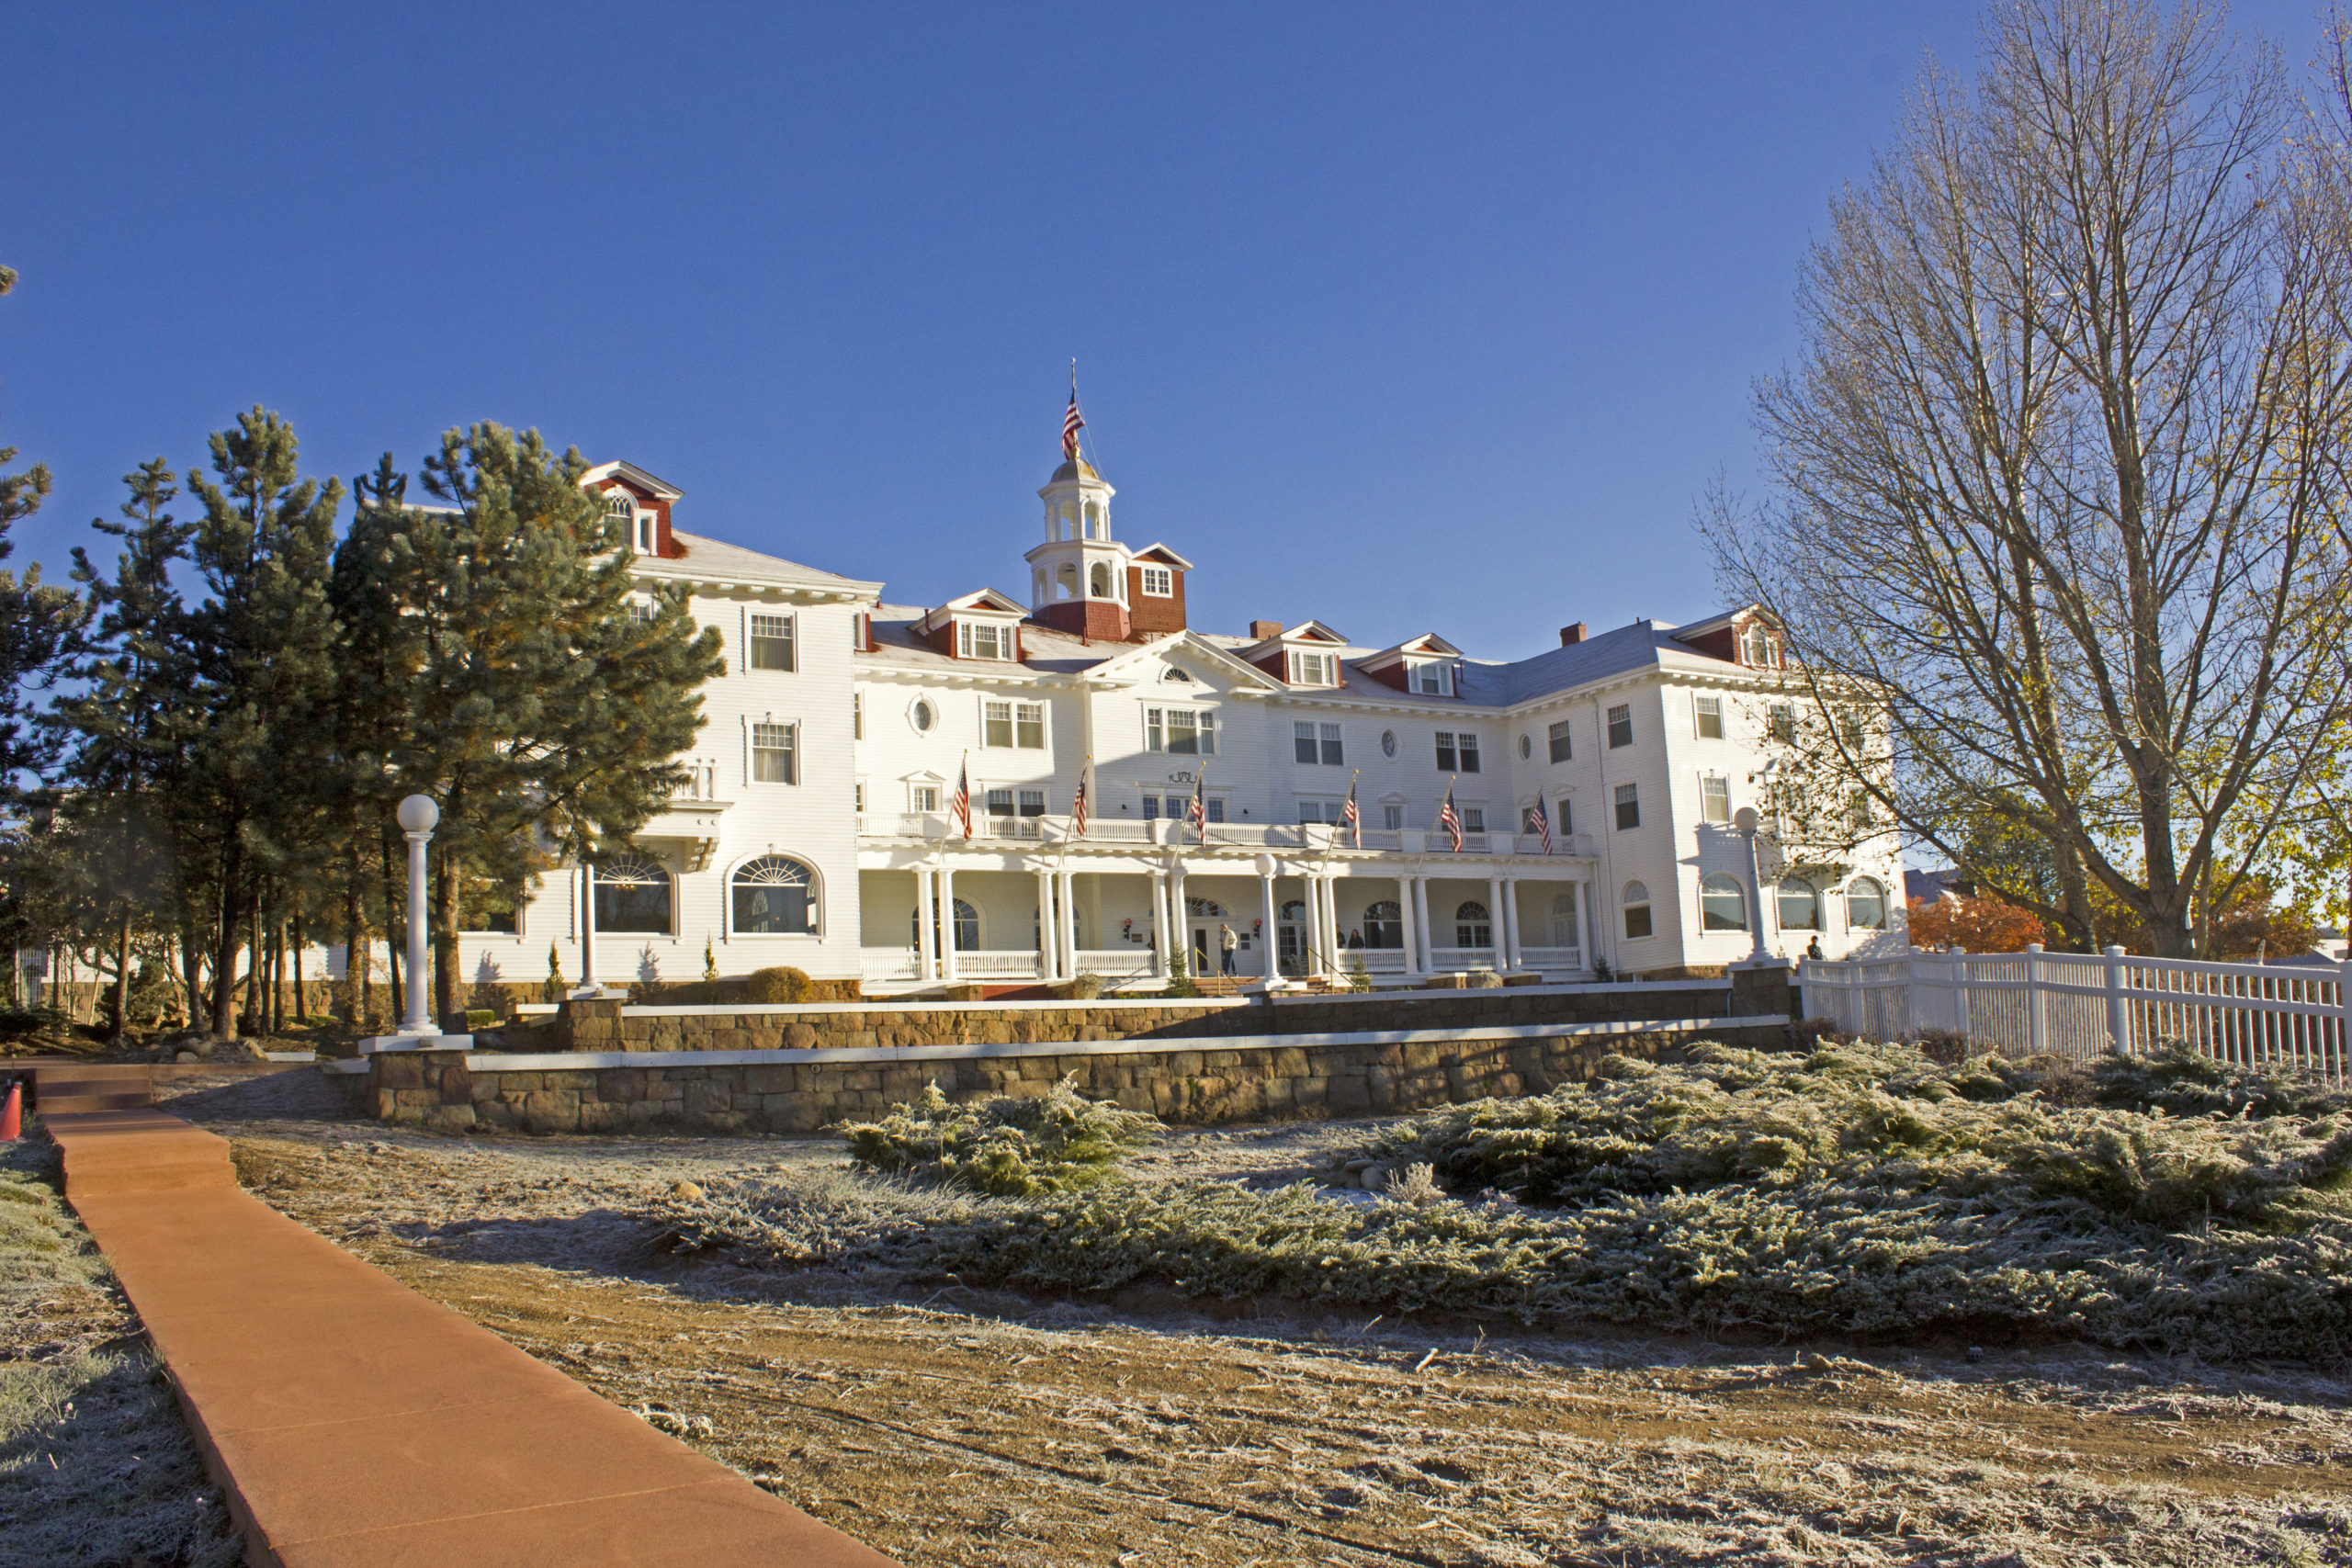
xmin=1559 ymin=622 xmax=1587 ymax=647
xmin=1250 ymin=620 xmax=1284 ymax=641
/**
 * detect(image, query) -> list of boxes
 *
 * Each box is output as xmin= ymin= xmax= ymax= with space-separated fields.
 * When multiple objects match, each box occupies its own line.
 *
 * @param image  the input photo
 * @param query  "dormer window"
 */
xmin=1409 ymin=660 xmax=1451 ymax=696
xmin=1743 ymin=624 xmax=1780 ymax=668
xmin=605 ymin=491 xmax=648 ymax=554
xmin=1290 ymin=650 xmax=1337 ymax=687
xmin=1140 ymin=566 xmax=1172 ymax=597
xmin=958 ymin=621 xmax=1015 ymax=660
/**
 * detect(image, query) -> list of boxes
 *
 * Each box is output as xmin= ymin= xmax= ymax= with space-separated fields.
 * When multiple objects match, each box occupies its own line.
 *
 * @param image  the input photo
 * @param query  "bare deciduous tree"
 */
xmin=1702 ymin=0 xmax=2352 ymax=957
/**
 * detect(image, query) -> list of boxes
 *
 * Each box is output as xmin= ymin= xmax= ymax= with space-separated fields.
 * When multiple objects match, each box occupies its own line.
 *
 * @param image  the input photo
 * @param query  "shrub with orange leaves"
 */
xmin=1905 ymin=894 xmax=2046 ymax=953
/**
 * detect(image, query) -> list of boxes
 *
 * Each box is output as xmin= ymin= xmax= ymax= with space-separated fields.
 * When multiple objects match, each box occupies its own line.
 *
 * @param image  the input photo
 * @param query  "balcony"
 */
xmin=632 ymin=767 xmax=732 ymax=871
xmin=854 ymin=814 xmax=1595 ymax=861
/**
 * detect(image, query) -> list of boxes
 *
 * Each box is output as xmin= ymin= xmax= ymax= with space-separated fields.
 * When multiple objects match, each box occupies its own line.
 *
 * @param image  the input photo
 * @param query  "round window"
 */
xmin=1519 ymin=733 xmax=1533 ymax=760
xmin=1380 ymin=729 xmax=1397 ymax=758
xmin=910 ymin=698 xmax=935 ymax=733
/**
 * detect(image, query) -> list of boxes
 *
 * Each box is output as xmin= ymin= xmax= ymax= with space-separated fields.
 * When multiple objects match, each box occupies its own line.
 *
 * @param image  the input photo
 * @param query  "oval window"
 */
xmin=1519 ymin=733 xmax=1533 ymax=760
xmin=911 ymin=699 xmax=934 ymax=733
xmin=1380 ymin=729 xmax=1397 ymax=758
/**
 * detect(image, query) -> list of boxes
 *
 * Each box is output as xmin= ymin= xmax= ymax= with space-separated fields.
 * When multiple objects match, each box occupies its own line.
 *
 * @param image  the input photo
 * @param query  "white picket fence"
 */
xmin=1799 ymin=944 xmax=2352 ymax=1080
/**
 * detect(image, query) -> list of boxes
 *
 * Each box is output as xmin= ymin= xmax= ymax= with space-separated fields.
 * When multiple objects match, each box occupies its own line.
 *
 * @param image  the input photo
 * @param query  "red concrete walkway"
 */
xmin=49 ymin=1106 xmax=899 ymax=1568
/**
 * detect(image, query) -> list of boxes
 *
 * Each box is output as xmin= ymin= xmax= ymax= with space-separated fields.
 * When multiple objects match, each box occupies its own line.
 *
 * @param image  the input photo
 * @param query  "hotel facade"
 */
xmin=464 ymin=431 xmax=1905 ymax=996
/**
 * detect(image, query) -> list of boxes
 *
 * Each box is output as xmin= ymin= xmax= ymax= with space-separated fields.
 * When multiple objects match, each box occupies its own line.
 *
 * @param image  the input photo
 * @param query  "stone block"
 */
xmin=523 ymin=1089 xmax=579 ymax=1133
xmin=377 ymin=1055 xmax=423 ymax=1089
xmin=1365 ymin=1065 xmax=1396 ymax=1114
xmin=683 ymin=1080 xmax=732 ymax=1116
xmin=470 ymin=1074 xmax=503 ymax=1103
xmin=372 ymin=1089 xmax=399 ymax=1120
xmin=393 ymin=1088 xmax=437 ymax=1111
xmin=424 ymin=1103 xmax=476 ymax=1135
xmin=599 ymin=1067 xmax=648 ymax=1102
xmin=477 ymin=1099 xmax=516 ymax=1128
xmin=1271 ymin=1047 xmax=1310 ymax=1078
xmin=437 ymin=1063 xmax=472 ymax=1105
xmin=745 ymin=1064 xmax=795 ymax=1093
xmin=578 ymin=1100 xmax=625 ymax=1134
xmin=784 ymin=1023 xmax=818 ymax=1049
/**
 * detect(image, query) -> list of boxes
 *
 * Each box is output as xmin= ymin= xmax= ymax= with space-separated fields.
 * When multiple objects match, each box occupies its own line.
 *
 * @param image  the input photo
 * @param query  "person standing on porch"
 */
xmin=1219 ymin=924 xmax=1238 ymax=976
xmin=1806 ymin=935 xmax=1824 ymax=962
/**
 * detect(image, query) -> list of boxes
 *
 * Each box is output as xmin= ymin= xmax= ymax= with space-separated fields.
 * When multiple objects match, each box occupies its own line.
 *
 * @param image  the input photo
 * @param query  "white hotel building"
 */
xmin=467 ymin=436 xmax=1905 ymax=995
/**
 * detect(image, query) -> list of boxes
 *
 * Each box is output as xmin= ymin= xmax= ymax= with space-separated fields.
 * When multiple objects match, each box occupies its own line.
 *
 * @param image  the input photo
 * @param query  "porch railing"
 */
xmin=1800 ymin=945 xmax=2352 ymax=1080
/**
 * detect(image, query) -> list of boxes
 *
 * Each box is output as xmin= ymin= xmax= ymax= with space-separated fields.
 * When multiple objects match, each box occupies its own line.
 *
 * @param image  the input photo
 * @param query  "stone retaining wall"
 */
xmin=361 ymin=1016 xmax=1792 ymax=1135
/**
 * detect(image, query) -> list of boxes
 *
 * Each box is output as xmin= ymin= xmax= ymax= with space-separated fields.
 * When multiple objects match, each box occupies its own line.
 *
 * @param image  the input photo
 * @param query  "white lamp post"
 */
xmin=395 ymin=795 xmax=439 ymax=1034
xmin=1731 ymin=806 xmax=1772 ymax=964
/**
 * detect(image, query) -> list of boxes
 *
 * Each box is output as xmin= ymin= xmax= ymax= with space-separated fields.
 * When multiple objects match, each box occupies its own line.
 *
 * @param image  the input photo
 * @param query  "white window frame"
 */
xmin=1139 ymin=565 xmax=1173 ymax=596
xmin=1409 ymin=661 xmax=1449 ymax=696
xmin=1144 ymin=705 xmax=1216 ymax=756
xmin=747 ymin=717 xmax=797 ymax=785
xmin=1694 ymin=694 xmax=1724 ymax=739
xmin=1015 ymin=701 xmax=1046 ymax=750
xmin=1607 ymin=704 xmax=1634 ymax=748
xmin=910 ymin=782 xmax=941 ymax=813
xmin=1460 ymin=806 xmax=1485 ymax=834
xmin=1382 ymin=803 xmax=1404 ymax=830
xmin=745 ymin=609 xmax=796 ymax=672
xmin=1291 ymin=649 xmax=1333 ymax=687
xmin=853 ymin=691 xmax=864 ymax=740
xmin=1700 ymin=773 xmax=1731 ymax=824
xmin=958 ymin=620 xmax=1015 ymax=661
xmin=1613 ymin=781 xmax=1640 ymax=830
xmin=984 ymin=699 xmax=1015 ymax=749
xmin=1547 ymin=719 xmax=1573 ymax=763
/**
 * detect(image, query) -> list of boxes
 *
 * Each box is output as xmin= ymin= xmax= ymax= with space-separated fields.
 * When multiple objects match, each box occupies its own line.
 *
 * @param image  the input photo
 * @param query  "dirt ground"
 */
xmin=161 ymin=1069 xmax=2352 ymax=1568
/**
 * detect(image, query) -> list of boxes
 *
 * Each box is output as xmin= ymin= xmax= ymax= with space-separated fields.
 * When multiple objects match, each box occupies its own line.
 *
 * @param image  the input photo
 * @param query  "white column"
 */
xmin=1150 ymin=870 xmax=1171 ymax=976
xmin=1485 ymin=874 xmax=1507 ymax=970
xmin=926 ymin=864 xmax=945 ymax=987
xmin=1412 ymin=876 xmax=1435 ymax=970
xmin=1398 ymin=876 xmax=1422 ymax=976
xmin=1500 ymin=875 xmax=1522 ymax=970
xmin=1323 ymin=874 xmax=1345 ymax=968
xmin=1255 ymin=855 xmax=1279 ymax=980
xmin=1577 ymin=877 xmax=1596 ymax=971
xmin=577 ymin=863 xmax=598 ymax=994
xmin=1035 ymin=867 xmax=1058 ymax=982
xmin=914 ymin=866 xmax=936 ymax=980
xmin=399 ymin=799 xmax=436 ymax=1033
xmin=1059 ymin=870 xmax=1080 ymax=978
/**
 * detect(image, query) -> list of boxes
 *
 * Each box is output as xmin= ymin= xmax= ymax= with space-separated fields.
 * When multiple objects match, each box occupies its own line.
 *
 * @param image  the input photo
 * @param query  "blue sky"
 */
xmin=0 ymin=1 xmax=2329 ymax=659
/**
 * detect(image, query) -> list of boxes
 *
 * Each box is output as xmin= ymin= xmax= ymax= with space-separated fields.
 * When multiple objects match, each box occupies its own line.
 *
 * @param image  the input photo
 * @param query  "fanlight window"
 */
xmin=1777 ymin=878 xmax=1820 ymax=931
xmin=1847 ymin=876 xmax=1888 ymax=931
xmin=732 ymin=855 xmax=817 ymax=935
xmin=912 ymin=898 xmax=978 ymax=952
xmin=1622 ymin=881 xmax=1654 ymax=941
xmin=1700 ymin=873 xmax=1748 ymax=932
xmin=1363 ymin=900 xmax=1403 ymax=950
xmin=1453 ymin=900 xmax=1491 ymax=949
xmin=1185 ymin=897 xmax=1227 ymax=919
xmin=594 ymin=854 xmax=672 ymax=934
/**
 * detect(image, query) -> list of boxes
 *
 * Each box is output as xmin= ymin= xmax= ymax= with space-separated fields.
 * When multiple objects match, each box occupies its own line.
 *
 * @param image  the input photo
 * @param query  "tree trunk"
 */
xmin=433 ymin=851 xmax=458 ymax=1025
xmin=379 ymin=833 xmax=401 ymax=1024
xmin=291 ymin=903 xmax=308 ymax=1024
xmin=344 ymin=848 xmax=370 ymax=1030
xmin=109 ymin=908 xmax=133 ymax=1043
xmin=209 ymin=840 xmax=243 ymax=1039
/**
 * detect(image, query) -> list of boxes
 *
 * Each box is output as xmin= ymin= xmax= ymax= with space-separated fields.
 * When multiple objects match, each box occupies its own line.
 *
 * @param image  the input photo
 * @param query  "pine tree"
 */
xmin=182 ymin=408 xmax=343 ymax=1039
xmin=334 ymin=423 xmax=723 ymax=1021
xmin=0 ymin=265 xmax=85 ymax=794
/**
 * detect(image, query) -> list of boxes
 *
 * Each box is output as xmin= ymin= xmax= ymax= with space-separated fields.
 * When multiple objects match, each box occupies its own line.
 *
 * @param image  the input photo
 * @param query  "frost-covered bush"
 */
xmin=841 ymin=1075 xmax=1159 ymax=1196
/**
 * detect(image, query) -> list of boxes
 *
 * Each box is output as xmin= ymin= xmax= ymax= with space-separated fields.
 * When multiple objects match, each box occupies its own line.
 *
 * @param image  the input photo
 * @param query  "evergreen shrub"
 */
xmin=842 ymin=1074 xmax=1159 ymax=1196
xmin=745 ymin=965 xmax=812 ymax=1004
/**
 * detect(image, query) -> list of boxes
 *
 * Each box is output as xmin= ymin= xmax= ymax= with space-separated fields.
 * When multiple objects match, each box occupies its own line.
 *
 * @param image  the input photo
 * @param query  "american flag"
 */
xmin=1072 ymin=755 xmax=1093 ymax=837
xmin=953 ymin=756 xmax=972 ymax=839
xmin=1532 ymin=794 xmax=1554 ymax=855
xmin=1341 ymin=771 xmax=1361 ymax=848
xmin=1438 ymin=783 xmax=1463 ymax=852
xmin=1062 ymin=390 xmax=1085 ymax=460
xmin=1187 ymin=770 xmax=1208 ymax=841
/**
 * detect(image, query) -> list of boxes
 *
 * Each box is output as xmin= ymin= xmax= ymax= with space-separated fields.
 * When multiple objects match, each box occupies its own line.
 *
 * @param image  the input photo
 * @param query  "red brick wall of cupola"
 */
xmin=1039 ymin=598 xmax=1131 ymax=641
xmin=1125 ymin=563 xmax=1187 ymax=637
xmin=594 ymin=479 xmax=684 ymax=558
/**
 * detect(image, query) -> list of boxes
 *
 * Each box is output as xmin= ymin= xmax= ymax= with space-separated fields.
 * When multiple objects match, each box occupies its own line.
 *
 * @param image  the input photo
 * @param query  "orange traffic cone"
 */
xmin=1 ymin=1082 xmax=18 ymax=1141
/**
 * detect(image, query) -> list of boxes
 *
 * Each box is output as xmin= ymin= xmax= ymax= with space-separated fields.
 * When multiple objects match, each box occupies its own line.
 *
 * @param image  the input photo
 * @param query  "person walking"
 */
xmin=1218 ymin=923 xmax=1238 ymax=976
xmin=1804 ymin=934 xmax=1825 ymax=962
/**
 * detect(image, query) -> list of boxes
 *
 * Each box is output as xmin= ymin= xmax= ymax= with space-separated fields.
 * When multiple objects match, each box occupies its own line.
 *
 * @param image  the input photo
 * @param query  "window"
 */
xmin=731 ymin=855 xmax=817 ymax=935
xmin=1410 ymin=662 xmax=1448 ymax=695
xmin=1614 ymin=783 xmax=1640 ymax=830
xmin=1778 ymin=878 xmax=1820 ymax=931
xmin=1436 ymin=732 xmax=1455 ymax=772
xmin=1607 ymin=704 xmax=1633 ymax=748
xmin=458 ymin=884 xmax=522 ymax=935
xmin=1090 ymin=562 xmax=1112 ymax=597
xmin=986 ymin=701 xmax=1012 ymax=748
xmin=1695 ymin=694 xmax=1723 ymax=739
xmin=1701 ymin=874 xmax=1748 ymax=931
xmin=1550 ymin=888 xmax=1580 ymax=947
xmin=984 ymin=787 xmax=1047 ymax=839
xmin=1847 ymin=877 xmax=1888 ymax=931
xmin=1149 ymin=708 xmax=1216 ymax=756
xmin=1295 ymin=800 xmax=1343 ymax=824
xmin=1622 ymin=881 xmax=1654 ymax=941
xmin=1382 ymin=804 xmax=1403 ymax=830
xmin=1294 ymin=721 xmax=1319 ymax=765
xmin=1016 ymin=702 xmax=1044 ymax=749
xmin=1461 ymin=807 xmax=1485 ymax=833
xmin=1521 ymin=806 xmax=1544 ymax=834
xmin=627 ymin=600 xmax=653 ymax=625
xmin=1557 ymin=798 xmax=1572 ymax=835
xmin=913 ymin=898 xmax=978 ymax=953
xmin=1380 ymin=728 xmax=1397 ymax=758
xmin=911 ymin=698 xmax=935 ymax=733
xmin=1147 ymin=794 xmax=1220 ymax=822
xmin=639 ymin=513 xmax=654 ymax=554
xmin=1454 ymin=901 xmax=1492 ymax=948
xmin=853 ymin=692 xmax=863 ymax=740
xmin=1458 ymin=733 xmax=1479 ymax=773
xmin=1848 ymin=789 xmax=1875 ymax=829
xmin=911 ymin=784 xmax=940 ymax=812
xmin=1701 ymin=774 xmax=1731 ymax=824
xmin=1363 ymin=901 xmax=1403 ymax=949
xmin=1744 ymin=624 xmax=1778 ymax=668
xmin=1291 ymin=650 xmax=1333 ymax=686
xmin=1548 ymin=720 xmax=1573 ymax=763
xmin=1769 ymin=702 xmax=1796 ymax=743
xmin=958 ymin=621 xmax=1012 ymax=660
xmin=752 ymin=721 xmax=797 ymax=784
xmin=1435 ymin=732 xmax=1479 ymax=773
xmin=1140 ymin=565 xmax=1172 ymax=596
xmin=594 ymin=854 xmax=672 ymax=934
xmin=1141 ymin=795 xmax=1158 ymax=820
xmin=1294 ymin=722 xmax=1341 ymax=765
xmin=749 ymin=612 xmax=795 ymax=671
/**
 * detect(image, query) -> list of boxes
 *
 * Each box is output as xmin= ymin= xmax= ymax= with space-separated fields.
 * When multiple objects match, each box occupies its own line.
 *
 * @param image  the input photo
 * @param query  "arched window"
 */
xmin=1847 ymin=876 xmax=1887 ymax=931
xmin=1033 ymin=569 xmax=1046 ymax=604
xmin=1185 ymin=897 xmax=1226 ymax=919
xmin=1058 ymin=502 xmax=1076 ymax=540
xmin=1744 ymin=624 xmax=1777 ymax=668
xmin=1550 ymin=889 xmax=1580 ymax=948
xmin=1777 ymin=877 xmax=1819 ymax=931
xmin=731 ymin=855 xmax=817 ymax=935
xmin=1700 ymin=873 xmax=1748 ymax=931
xmin=1622 ymin=881 xmax=1653 ymax=941
xmin=1056 ymin=564 xmax=1079 ymax=600
xmin=1084 ymin=502 xmax=1102 ymax=538
xmin=1454 ymin=900 xmax=1491 ymax=949
xmin=912 ymin=898 xmax=978 ymax=952
xmin=594 ymin=853 xmax=672 ymax=934
xmin=1363 ymin=900 xmax=1403 ymax=949
xmin=1090 ymin=562 xmax=1112 ymax=598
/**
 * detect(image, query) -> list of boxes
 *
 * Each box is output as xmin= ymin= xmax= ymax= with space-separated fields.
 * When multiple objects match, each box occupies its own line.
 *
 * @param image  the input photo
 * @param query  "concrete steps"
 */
xmin=30 ymin=1061 xmax=154 ymax=1116
xmin=46 ymin=1106 xmax=236 ymax=1196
